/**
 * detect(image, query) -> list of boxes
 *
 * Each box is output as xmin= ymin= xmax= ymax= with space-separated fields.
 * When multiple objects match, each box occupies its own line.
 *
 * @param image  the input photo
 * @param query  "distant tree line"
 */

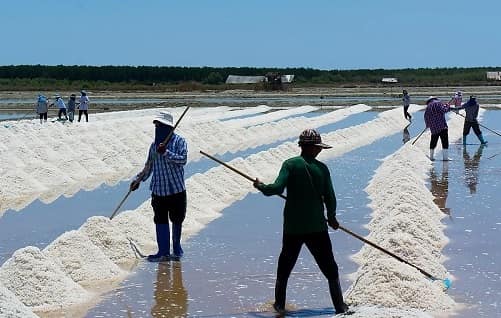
xmin=0 ymin=65 xmax=500 ymax=90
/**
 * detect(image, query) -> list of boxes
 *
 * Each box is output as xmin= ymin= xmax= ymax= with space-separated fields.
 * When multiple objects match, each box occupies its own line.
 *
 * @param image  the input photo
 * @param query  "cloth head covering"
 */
xmin=298 ymin=129 xmax=332 ymax=149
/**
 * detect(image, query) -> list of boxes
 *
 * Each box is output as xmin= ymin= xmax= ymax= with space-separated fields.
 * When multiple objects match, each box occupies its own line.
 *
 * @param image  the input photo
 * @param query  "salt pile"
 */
xmin=112 ymin=209 xmax=157 ymax=252
xmin=43 ymin=230 xmax=125 ymax=285
xmin=345 ymin=112 xmax=466 ymax=314
xmin=0 ymin=104 xmax=370 ymax=215
xmin=78 ymin=216 xmax=136 ymax=265
xmin=0 ymin=282 xmax=39 ymax=318
xmin=0 ymin=246 xmax=91 ymax=312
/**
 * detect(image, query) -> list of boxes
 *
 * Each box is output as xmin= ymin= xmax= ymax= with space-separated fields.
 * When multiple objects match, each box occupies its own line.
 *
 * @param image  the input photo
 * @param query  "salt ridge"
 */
xmin=0 ymin=104 xmax=419 ymax=316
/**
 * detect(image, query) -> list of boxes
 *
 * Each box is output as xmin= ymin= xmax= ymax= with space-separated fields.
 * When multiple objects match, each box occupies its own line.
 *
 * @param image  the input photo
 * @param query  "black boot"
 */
xmin=328 ymin=278 xmax=349 ymax=314
xmin=274 ymin=279 xmax=287 ymax=314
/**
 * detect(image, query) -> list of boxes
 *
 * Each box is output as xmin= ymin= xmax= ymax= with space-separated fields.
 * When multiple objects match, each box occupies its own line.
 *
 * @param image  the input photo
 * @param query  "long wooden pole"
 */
xmin=453 ymin=111 xmax=501 ymax=137
xmin=411 ymin=127 xmax=427 ymax=145
xmin=200 ymin=150 xmax=441 ymax=281
xmin=109 ymin=107 xmax=190 ymax=220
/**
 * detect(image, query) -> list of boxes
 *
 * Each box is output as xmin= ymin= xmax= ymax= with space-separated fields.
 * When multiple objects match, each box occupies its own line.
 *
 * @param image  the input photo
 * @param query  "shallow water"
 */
xmin=84 ymin=129 xmax=408 ymax=317
xmin=435 ymin=110 xmax=501 ymax=317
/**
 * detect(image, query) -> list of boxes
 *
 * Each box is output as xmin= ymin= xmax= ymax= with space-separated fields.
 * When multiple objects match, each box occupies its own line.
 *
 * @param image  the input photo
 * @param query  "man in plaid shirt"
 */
xmin=424 ymin=97 xmax=453 ymax=161
xmin=130 ymin=111 xmax=188 ymax=262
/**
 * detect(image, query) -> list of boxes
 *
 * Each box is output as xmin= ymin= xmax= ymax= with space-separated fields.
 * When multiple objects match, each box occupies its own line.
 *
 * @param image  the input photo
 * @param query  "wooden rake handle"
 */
xmin=199 ymin=150 xmax=438 ymax=281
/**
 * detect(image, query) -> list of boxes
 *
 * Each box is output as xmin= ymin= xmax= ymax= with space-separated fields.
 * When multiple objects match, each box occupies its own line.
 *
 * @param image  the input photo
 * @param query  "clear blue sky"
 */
xmin=1 ymin=0 xmax=500 ymax=70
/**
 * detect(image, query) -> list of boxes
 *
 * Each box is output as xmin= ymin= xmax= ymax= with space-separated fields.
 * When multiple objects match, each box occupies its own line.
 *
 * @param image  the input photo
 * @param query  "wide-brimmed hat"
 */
xmin=153 ymin=111 xmax=174 ymax=127
xmin=426 ymin=96 xmax=438 ymax=104
xmin=54 ymin=94 xmax=61 ymax=99
xmin=298 ymin=128 xmax=332 ymax=149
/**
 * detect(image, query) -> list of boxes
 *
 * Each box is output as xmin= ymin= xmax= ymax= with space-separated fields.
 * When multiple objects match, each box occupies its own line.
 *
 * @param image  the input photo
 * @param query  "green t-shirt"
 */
xmin=257 ymin=155 xmax=336 ymax=234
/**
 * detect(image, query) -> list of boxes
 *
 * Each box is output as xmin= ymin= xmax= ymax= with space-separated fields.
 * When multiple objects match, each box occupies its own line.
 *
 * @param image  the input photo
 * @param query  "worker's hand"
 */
xmin=328 ymin=217 xmax=340 ymax=230
xmin=130 ymin=180 xmax=140 ymax=191
xmin=156 ymin=143 xmax=166 ymax=154
xmin=253 ymin=178 xmax=262 ymax=189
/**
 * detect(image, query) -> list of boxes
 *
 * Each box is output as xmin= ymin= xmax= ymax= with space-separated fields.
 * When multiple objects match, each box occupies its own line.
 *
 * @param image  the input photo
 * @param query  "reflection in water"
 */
xmin=402 ymin=123 xmax=411 ymax=144
xmin=430 ymin=162 xmax=450 ymax=215
xmin=463 ymin=145 xmax=485 ymax=194
xmin=151 ymin=262 xmax=188 ymax=317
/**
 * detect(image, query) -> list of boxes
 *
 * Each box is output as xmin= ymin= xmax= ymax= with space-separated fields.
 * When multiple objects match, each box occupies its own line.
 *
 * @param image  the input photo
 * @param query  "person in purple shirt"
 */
xmin=424 ymin=97 xmax=453 ymax=161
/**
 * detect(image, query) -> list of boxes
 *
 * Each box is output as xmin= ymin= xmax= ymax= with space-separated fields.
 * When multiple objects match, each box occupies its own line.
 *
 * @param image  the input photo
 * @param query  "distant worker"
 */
xmin=67 ymin=94 xmax=77 ymax=123
xmin=35 ymin=94 xmax=49 ymax=124
xmin=453 ymin=96 xmax=487 ymax=145
xmin=78 ymin=90 xmax=89 ymax=122
xmin=50 ymin=94 xmax=68 ymax=120
xmin=450 ymin=91 xmax=463 ymax=107
xmin=402 ymin=90 xmax=412 ymax=121
xmin=253 ymin=129 xmax=349 ymax=315
xmin=424 ymin=97 xmax=453 ymax=161
xmin=130 ymin=111 xmax=188 ymax=262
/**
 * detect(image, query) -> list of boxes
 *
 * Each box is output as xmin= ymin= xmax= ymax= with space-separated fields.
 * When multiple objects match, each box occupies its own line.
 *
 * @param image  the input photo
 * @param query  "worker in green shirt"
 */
xmin=253 ymin=128 xmax=348 ymax=315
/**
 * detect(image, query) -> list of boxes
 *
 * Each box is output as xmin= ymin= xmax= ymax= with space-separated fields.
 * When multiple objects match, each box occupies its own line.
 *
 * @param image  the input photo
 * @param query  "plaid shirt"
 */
xmin=424 ymin=100 xmax=451 ymax=135
xmin=138 ymin=133 xmax=187 ymax=196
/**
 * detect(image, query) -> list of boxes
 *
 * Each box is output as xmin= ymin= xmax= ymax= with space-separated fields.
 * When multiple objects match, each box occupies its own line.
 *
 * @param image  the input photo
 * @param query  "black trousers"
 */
xmin=275 ymin=231 xmax=345 ymax=311
xmin=78 ymin=110 xmax=88 ymax=122
xmin=463 ymin=120 xmax=482 ymax=137
xmin=430 ymin=128 xmax=449 ymax=149
xmin=58 ymin=108 xmax=67 ymax=119
xmin=151 ymin=191 xmax=187 ymax=224
xmin=39 ymin=112 xmax=47 ymax=121
xmin=403 ymin=105 xmax=412 ymax=120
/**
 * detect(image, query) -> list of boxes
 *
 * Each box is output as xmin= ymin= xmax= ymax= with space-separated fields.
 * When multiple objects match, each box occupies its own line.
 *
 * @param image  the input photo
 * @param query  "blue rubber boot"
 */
xmin=172 ymin=222 xmax=184 ymax=259
xmin=148 ymin=223 xmax=170 ymax=262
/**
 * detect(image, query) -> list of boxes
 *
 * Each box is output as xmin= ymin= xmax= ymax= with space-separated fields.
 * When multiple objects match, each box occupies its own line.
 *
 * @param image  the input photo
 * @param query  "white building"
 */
xmin=381 ymin=77 xmax=398 ymax=83
xmin=486 ymin=72 xmax=501 ymax=81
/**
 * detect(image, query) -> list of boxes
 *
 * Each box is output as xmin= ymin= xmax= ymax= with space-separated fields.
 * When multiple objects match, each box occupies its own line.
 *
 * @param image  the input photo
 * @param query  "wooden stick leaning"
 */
xmin=411 ymin=127 xmax=427 ymax=145
xmin=199 ymin=150 xmax=451 ymax=286
xmin=109 ymin=106 xmax=190 ymax=220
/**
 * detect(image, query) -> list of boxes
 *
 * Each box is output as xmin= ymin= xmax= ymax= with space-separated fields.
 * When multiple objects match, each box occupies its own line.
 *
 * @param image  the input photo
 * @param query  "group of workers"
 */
xmin=123 ymin=87 xmax=491 ymax=316
xmin=35 ymin=90 xmax=89 ymax=124
xmin=403 ymin=90 xmax=487 ymax=161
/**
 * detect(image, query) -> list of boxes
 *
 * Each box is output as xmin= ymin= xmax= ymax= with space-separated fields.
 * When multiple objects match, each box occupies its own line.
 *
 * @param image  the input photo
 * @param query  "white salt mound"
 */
xmin=43 ymin=230 xmax=125 ymax=285
xmin=79 ymin=216 xmax=136 ymax=264
xmin=0 ymin=246 xmax=91 ymax=312
xmin=112 ymin=210 xmax=156 ymax=253
xmin=0 ymin=282 xmax=39 ymax=318
xmin=346 ymin=259 xmax=454 ymax=312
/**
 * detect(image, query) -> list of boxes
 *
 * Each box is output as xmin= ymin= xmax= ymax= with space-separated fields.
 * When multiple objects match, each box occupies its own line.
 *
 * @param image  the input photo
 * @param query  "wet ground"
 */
xmin=435 ymin=110 xmax=501 ymax=317
xmin=1 ymin=107 xmax=500 ymax=317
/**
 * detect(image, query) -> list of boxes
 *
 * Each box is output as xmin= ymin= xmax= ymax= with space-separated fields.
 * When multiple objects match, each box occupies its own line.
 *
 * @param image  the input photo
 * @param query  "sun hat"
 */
xmin=426 ymin=96 xmax=438 ymax=104
xmin=298 ymin=129 xmax=332 ymax=149
xmin=54 ymin=94 xmax=61 ymax=99
xmin=153 ymin=111 xmax=174 ymax=127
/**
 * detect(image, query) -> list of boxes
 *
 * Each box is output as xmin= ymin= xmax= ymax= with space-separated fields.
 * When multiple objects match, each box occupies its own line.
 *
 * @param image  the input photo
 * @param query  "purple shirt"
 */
xmin=424 ymin=100 xmax=451 ymax=135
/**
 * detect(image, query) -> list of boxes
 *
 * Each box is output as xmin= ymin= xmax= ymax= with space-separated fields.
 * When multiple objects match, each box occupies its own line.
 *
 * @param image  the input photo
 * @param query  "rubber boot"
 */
xmin=328 ymin=277 xmax=349 ymax=314
xmin=463 ymin=135 xmax=467 ymax=146
xmin=478 ymin=134 xmax=488 ymax=145
xmin=274 ymin=279 xmax=287 ymax=313
xmin=442 ymin=149 xmax=451 ymax=161
xmin=148 ymin=223 xmax=170 ymax=262
xmin=429 ymin=149 xmax=435 ymax=161
xmin=172 ymin=222 xmax=184 ymax=259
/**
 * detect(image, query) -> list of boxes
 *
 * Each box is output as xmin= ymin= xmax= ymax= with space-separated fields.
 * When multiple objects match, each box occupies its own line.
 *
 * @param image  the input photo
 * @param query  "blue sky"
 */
xmin=1 ymin=0 xmax=500 ymax=70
